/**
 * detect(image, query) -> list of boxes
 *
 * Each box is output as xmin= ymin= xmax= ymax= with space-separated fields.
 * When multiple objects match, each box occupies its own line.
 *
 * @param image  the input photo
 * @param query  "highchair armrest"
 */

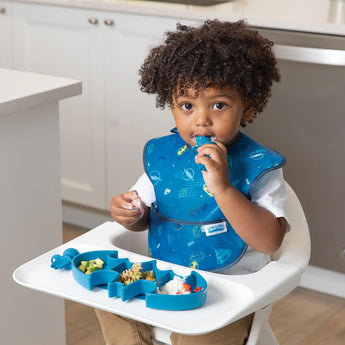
xmin=211 ymin=260 xmax=301 ymax=320
xmin=13 ymin=221 xmax=301 ymax=335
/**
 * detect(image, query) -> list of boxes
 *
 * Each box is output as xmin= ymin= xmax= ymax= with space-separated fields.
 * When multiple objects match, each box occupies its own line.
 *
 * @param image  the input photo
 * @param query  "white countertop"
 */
xmin=13 ymin=0 xmax=345 ymax=36
xmin=0 ymin=68 xmax=82 ymax=115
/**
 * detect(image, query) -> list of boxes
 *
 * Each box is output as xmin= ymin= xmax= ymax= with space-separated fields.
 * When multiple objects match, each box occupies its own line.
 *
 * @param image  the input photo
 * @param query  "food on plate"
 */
xmin=120 ymin=262 xmax=156 ymax=285
xmin=193 ymin=286 xmax=202 ymax=292
xmin=158 ymin=276 xmax=202 ymax=295
xmin=78 ymin=258 xmax=104 ymax=274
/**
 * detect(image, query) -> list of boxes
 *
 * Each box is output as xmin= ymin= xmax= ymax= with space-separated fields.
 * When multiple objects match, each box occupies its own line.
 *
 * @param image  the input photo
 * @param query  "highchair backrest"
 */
xmin=271 ymin=182 xmax=310 ymax=271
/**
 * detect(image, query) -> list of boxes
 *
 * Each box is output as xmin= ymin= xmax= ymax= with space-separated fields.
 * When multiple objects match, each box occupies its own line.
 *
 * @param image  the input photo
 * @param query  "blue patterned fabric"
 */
xmin=144 ymin=132 xmax=286 ymax=271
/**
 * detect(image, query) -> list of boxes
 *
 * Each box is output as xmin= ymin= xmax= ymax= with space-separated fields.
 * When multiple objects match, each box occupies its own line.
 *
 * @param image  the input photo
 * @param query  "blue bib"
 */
xmin=144 ymin=132 xmax=286 ymax=272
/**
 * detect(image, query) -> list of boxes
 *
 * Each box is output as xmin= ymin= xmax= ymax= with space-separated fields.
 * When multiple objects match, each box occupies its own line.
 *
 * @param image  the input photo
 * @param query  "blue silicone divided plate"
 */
xmin=57 ymin=249 xmax=207 ymax=310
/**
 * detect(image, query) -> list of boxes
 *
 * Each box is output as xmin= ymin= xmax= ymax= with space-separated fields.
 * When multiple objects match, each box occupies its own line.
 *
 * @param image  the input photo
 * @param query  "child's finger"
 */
xmin=196 ymin=146 xmax=220 ymax=164
xmin=122 ymin=190 xmax=139 ymax=202
xmin=110 ymin=194 xmax=135 ymax=216
xmin=111 ymin=191 xmax=137 ymax=210
xmin=116 ymin=213 xmax=142 ymax=226
xmin=198 ymin=141 xmax=228 ymax=163
xmin=198 ymin=140 xmax=226 ymax=156
xmin=122 ymin=190 xmax=145 ymax=219
xmin=111 ymin=204 xmax=142 ymax=224
xmin=121 ymin=203 xmax=134 ymax=210
xmin=213 ymin=140 xmax=228 ymax=155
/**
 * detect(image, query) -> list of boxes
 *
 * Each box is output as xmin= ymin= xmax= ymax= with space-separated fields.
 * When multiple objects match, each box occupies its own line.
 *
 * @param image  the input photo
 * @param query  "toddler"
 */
xmin=96 ymin=19 xmax=288 ymax=345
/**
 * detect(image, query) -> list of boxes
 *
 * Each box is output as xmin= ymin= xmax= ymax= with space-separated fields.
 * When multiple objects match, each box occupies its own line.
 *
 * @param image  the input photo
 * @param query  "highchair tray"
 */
xmin=13 ymin=221 xmax=300 ymax=335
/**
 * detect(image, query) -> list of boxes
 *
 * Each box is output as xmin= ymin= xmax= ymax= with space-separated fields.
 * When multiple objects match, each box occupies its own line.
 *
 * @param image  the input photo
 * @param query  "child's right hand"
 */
xmin=110 ymin=190 xmax=146 ymax=228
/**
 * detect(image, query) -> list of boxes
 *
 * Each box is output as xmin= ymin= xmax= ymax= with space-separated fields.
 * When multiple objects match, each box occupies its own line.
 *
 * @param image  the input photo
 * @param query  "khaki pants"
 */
xmin=95 ymin=308 xmax=253 ymax=345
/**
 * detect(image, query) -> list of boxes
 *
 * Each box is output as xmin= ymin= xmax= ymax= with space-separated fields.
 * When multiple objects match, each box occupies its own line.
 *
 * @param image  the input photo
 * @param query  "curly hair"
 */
xmin=139 ymin=19 xmax=280 ymax=118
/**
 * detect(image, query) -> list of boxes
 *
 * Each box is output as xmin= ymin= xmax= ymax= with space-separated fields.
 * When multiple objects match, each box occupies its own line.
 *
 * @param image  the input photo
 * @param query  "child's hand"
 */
xmin=110 ymin=191 xmax=145 ymax=227
xmin=195 ymin=141 xmax=231 ymax=196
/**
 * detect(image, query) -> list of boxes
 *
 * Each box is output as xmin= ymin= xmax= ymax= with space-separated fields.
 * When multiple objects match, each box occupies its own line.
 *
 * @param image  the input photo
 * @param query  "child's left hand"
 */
xmin=195 ymin=141 xmax=231 ymax=196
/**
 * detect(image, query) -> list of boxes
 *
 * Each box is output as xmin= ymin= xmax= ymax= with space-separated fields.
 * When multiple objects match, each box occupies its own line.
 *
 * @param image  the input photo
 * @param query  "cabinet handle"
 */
xmin=274 ymin=44 xmax=345 ymax=67
xmin=104 ymin=19 xmax=114 ymax=26
xmin=88 ymin=17 xmax=98 ymax=25
xmin=0 ymin=6 xmax=6 ymax=14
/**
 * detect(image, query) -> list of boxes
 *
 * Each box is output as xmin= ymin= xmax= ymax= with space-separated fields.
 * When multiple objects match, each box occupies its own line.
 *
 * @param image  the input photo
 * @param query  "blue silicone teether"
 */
xmin=193 ymin=136 xmax=216 ymax=171
xmin=195 ymin=136 xmax=213 ymax=147
xmin=51 ymin=248 xmax=80 ymax=270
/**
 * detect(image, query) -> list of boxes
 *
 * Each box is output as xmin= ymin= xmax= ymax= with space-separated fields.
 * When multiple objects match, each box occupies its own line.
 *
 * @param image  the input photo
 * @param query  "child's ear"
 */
xmin=241 ymin=107 xmax=255 ymax=124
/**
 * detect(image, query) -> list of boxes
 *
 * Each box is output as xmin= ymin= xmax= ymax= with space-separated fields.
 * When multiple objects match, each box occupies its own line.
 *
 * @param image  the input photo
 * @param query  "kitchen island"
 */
xmin=1 ymin=68 xmax=81 ymax=345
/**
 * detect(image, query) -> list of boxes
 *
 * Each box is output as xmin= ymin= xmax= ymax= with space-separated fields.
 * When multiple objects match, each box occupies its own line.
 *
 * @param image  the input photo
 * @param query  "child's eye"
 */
xmin=181 ymin=103 xmax=193 ymax=111
xmin=213 ymin=102 xmax=227 ymax=110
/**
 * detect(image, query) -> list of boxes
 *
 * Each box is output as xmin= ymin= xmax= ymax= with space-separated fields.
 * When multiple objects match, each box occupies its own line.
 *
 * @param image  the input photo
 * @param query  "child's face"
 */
xmin=171 ymin=84 xmax=254 ymax=147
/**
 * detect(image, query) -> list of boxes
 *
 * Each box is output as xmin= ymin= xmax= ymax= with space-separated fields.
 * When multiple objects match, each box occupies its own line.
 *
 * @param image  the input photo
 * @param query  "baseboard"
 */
xmin=300 ymin=265 xmax=345 ymax=299
xmin=62 ymin=202 xmax=113 ymax=229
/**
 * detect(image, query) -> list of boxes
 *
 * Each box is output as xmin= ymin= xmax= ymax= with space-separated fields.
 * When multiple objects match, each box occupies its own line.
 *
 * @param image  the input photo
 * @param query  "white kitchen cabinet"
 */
xmin=12 ymin=2 xmax=197 ymax=210
xmin=1 ymin=68 xmax=81 ymax=345
xmin=12 ymin=2 xmax=110 ymax=209
xmin=104 ymin=14 xmax=198 ymax=206
xmin=0 ymin=1 xmax=12 ymax=68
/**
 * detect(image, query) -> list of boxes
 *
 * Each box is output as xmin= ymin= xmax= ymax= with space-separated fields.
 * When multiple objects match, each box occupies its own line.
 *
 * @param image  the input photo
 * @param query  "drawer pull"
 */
xmin=274 ymin=44 xmax=345 ymax=67
xmin=104 ymin=19 xmax=114 ymax=26
xmin=88 ymin=17 xmax=98 ymax=25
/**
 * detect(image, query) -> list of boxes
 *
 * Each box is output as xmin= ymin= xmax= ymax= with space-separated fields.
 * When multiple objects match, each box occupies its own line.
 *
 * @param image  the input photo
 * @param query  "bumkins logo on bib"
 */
xmin=250 ymin=150 xmax=265 ymax=160
xmin=202 ymin=222 xmax=228 ymax=236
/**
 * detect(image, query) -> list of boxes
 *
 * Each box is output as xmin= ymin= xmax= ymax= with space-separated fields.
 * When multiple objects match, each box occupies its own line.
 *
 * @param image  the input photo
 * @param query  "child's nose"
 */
xmin=195 ymin=110 xmax=211 ymax=127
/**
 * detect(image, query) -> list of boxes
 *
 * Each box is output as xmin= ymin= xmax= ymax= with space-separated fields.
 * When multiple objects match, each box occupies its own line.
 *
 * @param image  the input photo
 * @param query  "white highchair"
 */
xmin=13 ymin=182 xmax=310 ymax=345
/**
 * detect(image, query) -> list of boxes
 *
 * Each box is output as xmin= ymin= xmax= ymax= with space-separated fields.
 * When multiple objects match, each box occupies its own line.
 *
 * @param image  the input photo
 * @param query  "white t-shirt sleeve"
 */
xmin=130 ymin=173 xmax=156 ymax=207
xmin=250 ymin=168 xmax=290 ymax=229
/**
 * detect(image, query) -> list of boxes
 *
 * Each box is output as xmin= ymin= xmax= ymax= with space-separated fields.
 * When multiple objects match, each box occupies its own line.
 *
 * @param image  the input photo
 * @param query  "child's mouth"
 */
xmin=191 ymin=135 xmax=216 ymax=143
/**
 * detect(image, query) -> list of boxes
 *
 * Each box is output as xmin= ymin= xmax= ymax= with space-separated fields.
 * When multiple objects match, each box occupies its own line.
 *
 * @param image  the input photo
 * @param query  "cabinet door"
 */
xmin=12 ymin=3 xmax=108 ymax=209
xmin=105 ymin=14 xmax=198 ymax=204
xmin=0 ymin=1 xmax=12 ymax=68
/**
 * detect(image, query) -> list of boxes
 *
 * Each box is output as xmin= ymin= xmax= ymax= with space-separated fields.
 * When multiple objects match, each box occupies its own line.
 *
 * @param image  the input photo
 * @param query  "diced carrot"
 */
xmin=182 ymin=283 xmax=191 ymax=292
xmin=193 ymin=286 xmax=202 ymax=293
